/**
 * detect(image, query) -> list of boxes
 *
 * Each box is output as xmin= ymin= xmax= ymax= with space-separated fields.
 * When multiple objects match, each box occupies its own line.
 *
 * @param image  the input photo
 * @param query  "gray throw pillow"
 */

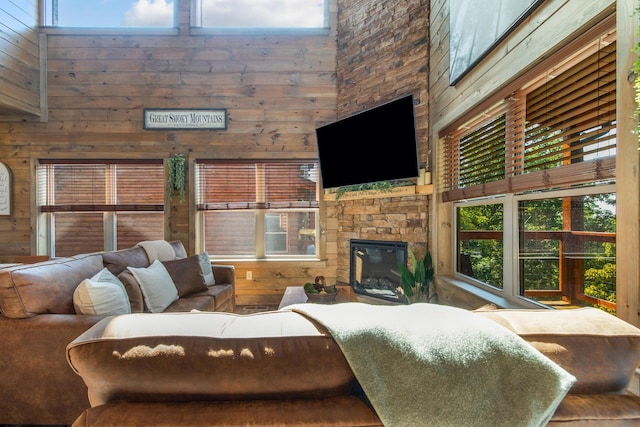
xmin=128 ymin=260 xmax=179 ymax=313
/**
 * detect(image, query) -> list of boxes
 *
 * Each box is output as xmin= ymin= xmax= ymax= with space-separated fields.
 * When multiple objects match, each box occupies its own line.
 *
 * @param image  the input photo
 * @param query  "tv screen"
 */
xmin=315 ymin=95 xmax=419 ymax=189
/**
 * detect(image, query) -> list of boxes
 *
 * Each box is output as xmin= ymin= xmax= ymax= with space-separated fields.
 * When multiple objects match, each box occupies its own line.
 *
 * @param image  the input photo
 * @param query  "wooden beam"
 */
xmin=616 ymin=0 xmax=640 ymax=327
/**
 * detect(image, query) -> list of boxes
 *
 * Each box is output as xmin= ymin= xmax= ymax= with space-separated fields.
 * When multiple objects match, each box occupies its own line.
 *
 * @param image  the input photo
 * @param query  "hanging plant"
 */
xmin=168 ymin=154 xmax=186 ymax=203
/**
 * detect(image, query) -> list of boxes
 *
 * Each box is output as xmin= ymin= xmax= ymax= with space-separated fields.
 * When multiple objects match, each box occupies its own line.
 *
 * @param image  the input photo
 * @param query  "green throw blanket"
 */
xmin=290 ymin=303 xmax=575 ymax=427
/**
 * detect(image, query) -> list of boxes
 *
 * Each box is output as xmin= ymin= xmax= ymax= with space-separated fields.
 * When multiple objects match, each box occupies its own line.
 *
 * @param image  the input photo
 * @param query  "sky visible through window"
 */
xmin=50 ymin=0 xmax=324 ymax=28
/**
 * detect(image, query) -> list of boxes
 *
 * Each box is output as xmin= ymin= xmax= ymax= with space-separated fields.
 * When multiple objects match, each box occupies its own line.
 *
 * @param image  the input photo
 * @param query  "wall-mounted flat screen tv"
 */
xmin=315 ymin=95 xmax=419 ymax=189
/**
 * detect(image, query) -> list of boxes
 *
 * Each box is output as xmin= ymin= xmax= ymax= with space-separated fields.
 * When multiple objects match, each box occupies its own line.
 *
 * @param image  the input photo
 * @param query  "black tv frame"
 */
xmin=315 ymin=95 xmax=419 ymax=189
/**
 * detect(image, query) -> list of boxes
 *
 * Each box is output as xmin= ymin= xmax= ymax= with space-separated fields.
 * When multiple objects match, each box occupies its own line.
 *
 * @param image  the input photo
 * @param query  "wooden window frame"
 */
xmin=36 ymin=160 xmax=164 ymax=255
xmin=195 ymin=159 xmax=320 ymax=260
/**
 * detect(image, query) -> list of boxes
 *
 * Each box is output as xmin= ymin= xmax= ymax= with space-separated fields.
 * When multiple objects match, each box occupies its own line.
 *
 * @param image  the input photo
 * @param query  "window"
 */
xmin=37 ymin=161 xmax=165 ymax=256
xmin=444 ymin=30 xmax=617 ymax=312
xmin=42 ymin=0 xmax=327 ymax=30
xmin=443 ymin=35 xmax=616 ymax=202
xmin=455 ymin=188 xmax=616 ymax=312
xmin=518 ymin=192 xmax=616 ymax=311
xmin=196 ymin=160 xmax=319 ymax=259
xmin=457 ymin=202 xmax=504 ymax=290
xmin=42 ymin=0 xmax=174 ymax=27
xmin=191 ymin=0 xmax=327 ymax=29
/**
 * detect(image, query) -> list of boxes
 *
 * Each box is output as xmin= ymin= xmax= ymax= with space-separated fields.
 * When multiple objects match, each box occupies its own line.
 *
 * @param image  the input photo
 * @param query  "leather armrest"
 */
xmin=212 ymin=265 xmax=235 ymax=287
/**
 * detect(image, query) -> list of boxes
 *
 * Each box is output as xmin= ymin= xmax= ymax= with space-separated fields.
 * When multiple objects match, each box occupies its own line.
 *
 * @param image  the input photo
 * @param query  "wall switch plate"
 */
xmin=246 ymin=271 xmax=252 ymax=280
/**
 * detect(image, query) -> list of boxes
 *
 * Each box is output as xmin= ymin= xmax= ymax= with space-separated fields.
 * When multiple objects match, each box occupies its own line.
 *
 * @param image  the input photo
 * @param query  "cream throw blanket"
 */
xmin=136 ymin=240 xmax=176 ymax=262
xmin=289 ymin=303 xmax=575 ymax=427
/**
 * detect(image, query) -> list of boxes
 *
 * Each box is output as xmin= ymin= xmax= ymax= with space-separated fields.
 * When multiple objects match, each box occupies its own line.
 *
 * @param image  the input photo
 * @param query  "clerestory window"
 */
xmin=36 ymin=160 xmax=165 ymax=257
xmin=41 ymin=0 xmax=327 ymax=31
xmin=191 ymin=0 xmax=327 ymax=29
xmin=42 ymin=0 xmax=175 ymax=27
xmin=195 ymin=160 xmax=319 ymax=260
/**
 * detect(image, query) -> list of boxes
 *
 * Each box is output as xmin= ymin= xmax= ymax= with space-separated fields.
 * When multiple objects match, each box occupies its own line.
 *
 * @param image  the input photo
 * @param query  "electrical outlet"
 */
xmin=246 ymin=271 xmax=252 ymax=280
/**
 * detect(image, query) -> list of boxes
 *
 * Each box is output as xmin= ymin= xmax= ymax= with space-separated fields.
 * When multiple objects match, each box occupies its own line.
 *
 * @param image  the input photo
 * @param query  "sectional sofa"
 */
xmin=3 ymin=240 xmax=640 ymax=426
xmin=0 ymin=240 xmax=235 ymax=426
xmin=65 ymin=304 xmax=640 ymax=426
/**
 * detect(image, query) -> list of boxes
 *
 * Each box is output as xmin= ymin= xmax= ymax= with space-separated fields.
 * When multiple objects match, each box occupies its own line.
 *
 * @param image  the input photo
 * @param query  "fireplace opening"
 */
xmin=349 ymin=239 xmax=408 ymax=303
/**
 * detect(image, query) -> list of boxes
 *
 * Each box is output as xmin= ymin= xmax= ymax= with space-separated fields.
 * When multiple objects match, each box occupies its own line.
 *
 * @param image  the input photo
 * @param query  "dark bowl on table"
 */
xmin=305 ymin=286 xmax=338 ymax=303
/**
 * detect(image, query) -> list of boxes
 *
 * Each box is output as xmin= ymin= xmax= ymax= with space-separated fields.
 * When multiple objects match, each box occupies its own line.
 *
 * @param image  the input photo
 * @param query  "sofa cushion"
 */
xmin=73 ymin=268 xmax=131 ymax=316
xmin=0 ymin=254 xmax=104 ymax=319
xmin=164 ymin=295 xmax=216 ymax=312
xmin=189 ymin=284 xmax=234 ymax=310
xmin=128 ymin=260 xmax=179 ymax=313
xmin=162 ymin=255 xmax=208 ymax=298
xmin=66 ymin=311 xmax=359 ymax=406
xmin=71 ymin=396 xmax=383 ymax=427
xmin=117 ymin=270 xmax=145 ymax=313
xmin=169 ymin=241 xmax=188 ymax=259
xmin=198 ymin=251 xmax=215 ymax=285
xmin=102 ymin=246 xmax=149 ymax=276
xmin=474 ymin=307 xmax=640 ymax=394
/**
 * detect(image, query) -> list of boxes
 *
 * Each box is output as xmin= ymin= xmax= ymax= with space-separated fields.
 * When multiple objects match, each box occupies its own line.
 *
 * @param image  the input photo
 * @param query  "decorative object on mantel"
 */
xmin=143 ymin=109 xmax=227 ymax=130
xmin=417 ymin=168 xmax=432 ymax=185
xmin=398 ymin=249 xmax=436 ymax=304
xmin=167 ymin=154 xmax=186 ymax=203
xmin=0 ymin=162 xmax=12 ymax=216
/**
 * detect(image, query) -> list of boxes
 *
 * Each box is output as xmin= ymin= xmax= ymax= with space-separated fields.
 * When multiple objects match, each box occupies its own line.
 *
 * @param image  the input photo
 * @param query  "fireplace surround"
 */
xmin=349 ymin=239 xmax=408 ymax=303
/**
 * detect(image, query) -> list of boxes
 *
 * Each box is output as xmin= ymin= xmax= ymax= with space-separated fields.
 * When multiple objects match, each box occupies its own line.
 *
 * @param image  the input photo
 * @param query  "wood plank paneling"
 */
xmin=615 ymin=0 xmax=640 ymax=327
xmin=0 ymin=0 xmax=338 ymax=305
xmin=0 ymin=0 xmax=40 ymax=115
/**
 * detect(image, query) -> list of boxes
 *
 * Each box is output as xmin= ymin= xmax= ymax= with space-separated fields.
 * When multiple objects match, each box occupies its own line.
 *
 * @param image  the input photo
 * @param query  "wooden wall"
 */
xmin=615 ymin=0 xmax=640 ymax=327
xmin=0 ymin=0 xmax=40 ymax=117
xmin=0 ymin=0 xmax=40 ymax=256
xmin=328 ymin=0 xmax=431 ymax=284
xmin=0 ymin=0 xmax=338 ymax=305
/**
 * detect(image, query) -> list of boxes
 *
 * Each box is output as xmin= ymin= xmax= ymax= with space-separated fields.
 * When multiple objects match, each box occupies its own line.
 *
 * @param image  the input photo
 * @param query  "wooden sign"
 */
xmin=0 ymin=162 xmax=12 ymax=216
xmin=144 ymin=109 xmax=227 ymax=130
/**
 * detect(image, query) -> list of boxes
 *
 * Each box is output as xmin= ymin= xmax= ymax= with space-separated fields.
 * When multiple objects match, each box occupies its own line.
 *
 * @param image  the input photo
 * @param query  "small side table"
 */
xmin=278 ymin=285 xmax=358 ymax=310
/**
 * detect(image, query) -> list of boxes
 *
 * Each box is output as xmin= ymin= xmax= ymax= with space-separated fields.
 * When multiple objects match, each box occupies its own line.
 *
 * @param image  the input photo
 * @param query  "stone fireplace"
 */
xmin=349 ymin=239 xmax=408 ymax=303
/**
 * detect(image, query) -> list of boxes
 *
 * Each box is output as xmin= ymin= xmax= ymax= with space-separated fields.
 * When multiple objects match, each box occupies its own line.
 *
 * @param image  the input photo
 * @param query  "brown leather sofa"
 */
xmin=66 ymin=306 xmax=640 ymax=426
xmin=0 ymin=241 xmax=235 ymax=426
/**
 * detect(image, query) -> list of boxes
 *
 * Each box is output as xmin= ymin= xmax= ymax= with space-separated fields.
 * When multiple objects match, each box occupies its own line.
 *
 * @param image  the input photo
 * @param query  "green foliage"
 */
xmin=398 ymin=249 xmax=435 ymax=303
xmin=458 ymin=204 xmax=504 ymax=289
xmin=460 ymin=194 xmax=617 ymax=311
xmin=168 ymin=154 xmax=186 ymax=203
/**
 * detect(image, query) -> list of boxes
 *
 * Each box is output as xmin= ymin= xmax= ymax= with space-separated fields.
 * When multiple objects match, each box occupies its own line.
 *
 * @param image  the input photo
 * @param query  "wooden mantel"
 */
xmin=323 ymin=184 xmax=433 ymax=201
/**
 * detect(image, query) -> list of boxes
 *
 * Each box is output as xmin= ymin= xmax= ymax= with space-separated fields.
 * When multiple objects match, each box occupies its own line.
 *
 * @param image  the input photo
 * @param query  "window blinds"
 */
xmin=196 ymin=160 xmax=319 ymax=210
xmin=38 ymin=161 xmax=163 ymax=212
xmin=442 ymin=39 xmax=616 ymax=202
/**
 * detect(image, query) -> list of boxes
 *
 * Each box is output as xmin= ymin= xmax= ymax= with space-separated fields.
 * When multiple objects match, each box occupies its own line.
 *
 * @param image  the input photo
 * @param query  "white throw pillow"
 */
xmin=128 ymin=260 xmax=179 ymax=312
xmin=198 ymin=251 xmax=215 ymax=286
xmin=93 ymin=267 xmax=128 ymax=290
xmin=73 ymin=268 xmax=131 ymax=316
